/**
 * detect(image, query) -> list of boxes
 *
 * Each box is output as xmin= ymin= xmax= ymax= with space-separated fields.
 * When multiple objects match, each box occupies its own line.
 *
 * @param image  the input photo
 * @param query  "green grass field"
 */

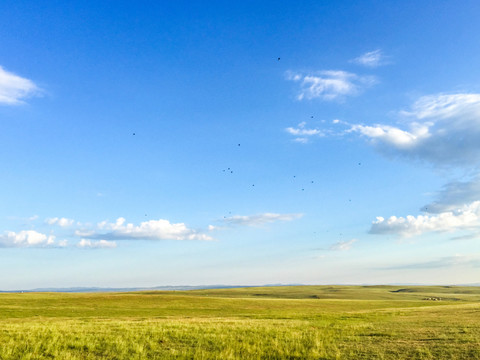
xmin=1 ymin=285 xmax=480 ymax=359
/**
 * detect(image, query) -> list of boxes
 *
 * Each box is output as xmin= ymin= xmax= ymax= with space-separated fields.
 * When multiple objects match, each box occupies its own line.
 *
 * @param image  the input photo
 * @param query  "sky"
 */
xmin=1 ymin=0 xmax=480 ymax=290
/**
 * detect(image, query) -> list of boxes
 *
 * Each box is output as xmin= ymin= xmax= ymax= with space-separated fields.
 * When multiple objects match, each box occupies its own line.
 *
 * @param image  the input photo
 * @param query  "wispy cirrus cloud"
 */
xmin=222 ymin=213 xmax=303 ymax=227
xmin=286 ymin=70 xmax=376 ymax=101
xmin=77 ymin=239 xmax=117 ymax=249
xmin=379 ymin=254 xmax=480 ymax=270
xmin=0 ymin=230 xmax=55 ymax=248
xmin=286 ymin=121 xmax=324 ymax=143
xmin=351 ymin=49 xmax=387 ymax=67
xmin=0 ymin=65 xmax=41 ymax=105
xmin=329 ymin=239 xmax=357 ymax=251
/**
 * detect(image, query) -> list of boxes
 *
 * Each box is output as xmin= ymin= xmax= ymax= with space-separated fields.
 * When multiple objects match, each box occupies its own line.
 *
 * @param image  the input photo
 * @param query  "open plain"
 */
xmin=1 ymin=285 xmax=480 ymax=359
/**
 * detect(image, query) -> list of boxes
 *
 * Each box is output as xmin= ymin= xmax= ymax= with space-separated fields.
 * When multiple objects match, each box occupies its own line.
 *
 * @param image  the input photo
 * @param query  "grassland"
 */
xmin=1 ymin=285 xmax=480 ymax=359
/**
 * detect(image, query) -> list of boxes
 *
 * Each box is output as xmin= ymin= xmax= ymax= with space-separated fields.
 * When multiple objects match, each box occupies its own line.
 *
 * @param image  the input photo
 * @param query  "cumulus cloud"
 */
xmin=0 ymin=66 xmax=41 ymax=105
xmin=349 ymin=93 xmax=480 ymax=166
xmin=287 ymin=70 xmax=375 ymax=101
xmin=0 ymin=215 xmax=214 ymax=250
xmin=77 ymin=239 xmax=117 ymax=249
xmin=46 ymin=217 xmax=75 ymax=227
xmin=329 ymin=239 xmax=357 ymax=251
xmin=222 ymin=213 xmax=303 ymax=226
xmin=0 ymin=230 xmax=55 ymax=248
xmin=370 ymin=201 xmax=480 ymax=237
xmin=351 ymin=49 xmax=386 ymax=67
xmin=89 ymin=217 xmax=212 ymax=241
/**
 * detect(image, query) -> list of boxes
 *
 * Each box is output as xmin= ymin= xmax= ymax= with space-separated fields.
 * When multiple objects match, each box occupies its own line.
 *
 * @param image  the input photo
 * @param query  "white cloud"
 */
xmin=222 ymin=213 xmax=303 ymax=226
xmin=286 ymin=122 xmax=323 ymax=136
xmin=370 ymin=201 xmax=480 ymax=237
xmin=58 ymin=239 xmax=68 ymax=247
xmin=0 ymin=230 xmax=55 ymax=247
xmin=351 ymin=49 xmax=386 ymax=67
xmin=293 ymin=137 xmax=309 ymax=143
xmin=404 ymin=93 xmax=480 ymax=121
xmin=90 ymin=217 xmax=212 ymax=241
xmin=287 ymin=70 xmax=375 ymax=101
xmin=77 ymin=239 xmax=117 ymax=249
xmin=349 ymin=122 xmax=431 ymax=149
xmin=46 ymin=217 xmax=75 ymax=227
xmin=74 ymin=229 xmax=95 ymax=237
xmin=329 ymin=239 xmax=357 ymax=251
xmin=286 ymin=121 xmax=324 ymax=143
xmin=1 ymin=216 xmax=213 ymax=249
xmin=338 ymin=93 xmax=480 ymax=239
xmin=349 ymin=93 xmax=480 ymax=166
xmin=0 ymin=66 xmax=41 ymax=105
xmin=421 ymin=175 xmax=480 ymax=213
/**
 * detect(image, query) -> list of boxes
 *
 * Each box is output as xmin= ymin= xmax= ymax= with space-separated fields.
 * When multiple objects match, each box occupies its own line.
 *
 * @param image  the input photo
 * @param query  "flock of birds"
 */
xmin=131 ymin=56 xmax=362 ymax=231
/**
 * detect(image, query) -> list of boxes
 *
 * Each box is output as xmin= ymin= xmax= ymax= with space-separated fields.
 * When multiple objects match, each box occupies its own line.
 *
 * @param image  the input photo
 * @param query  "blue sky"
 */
xmin=1 ymin=0 xmax=480 ymax=289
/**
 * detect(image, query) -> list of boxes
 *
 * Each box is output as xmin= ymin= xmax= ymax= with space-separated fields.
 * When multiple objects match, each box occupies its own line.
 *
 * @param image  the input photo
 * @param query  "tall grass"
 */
xmin=1 ymin=286 xmax=480 ymax=359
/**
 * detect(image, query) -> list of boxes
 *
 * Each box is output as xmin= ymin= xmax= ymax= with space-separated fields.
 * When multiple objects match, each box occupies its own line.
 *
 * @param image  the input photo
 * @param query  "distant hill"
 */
xmin=1 ymin=283 xmax=478 ymax=293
